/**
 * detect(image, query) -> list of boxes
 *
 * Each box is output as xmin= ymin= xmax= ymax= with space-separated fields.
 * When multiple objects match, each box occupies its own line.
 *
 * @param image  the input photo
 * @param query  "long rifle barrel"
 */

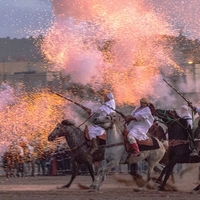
xmin=99 ymin=101 xmax=125 ymax=118
xmin=163 ymin=79 xmax=190 ymax=103
xmin=51 ymin=90 xmax=91 ymax=115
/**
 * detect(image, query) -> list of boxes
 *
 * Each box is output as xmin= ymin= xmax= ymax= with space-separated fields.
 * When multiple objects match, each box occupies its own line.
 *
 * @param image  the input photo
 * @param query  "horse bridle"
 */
xmin=156 ymin=110 xmax=192 ymax=147
xmin=103 ymin=114 xmax=126 ymax=149
xmin=156 ymin=110 xmax=189 ymax=130
xmin=155 ymin=110 xmax=176 ymax=124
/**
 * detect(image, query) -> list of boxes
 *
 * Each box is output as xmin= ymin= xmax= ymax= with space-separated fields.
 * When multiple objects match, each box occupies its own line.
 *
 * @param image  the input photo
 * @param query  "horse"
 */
xmin=48 ymin=119 xmax=106 ymax=189
xmin=155 ymin=109 xmax=200 ymax=193
xmin=92 ymin=112 xmax=166 ymax=191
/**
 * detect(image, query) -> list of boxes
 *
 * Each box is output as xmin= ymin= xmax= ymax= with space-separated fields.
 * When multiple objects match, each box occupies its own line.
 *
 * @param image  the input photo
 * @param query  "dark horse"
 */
xmin=155 ymin=109 xmax=200 ymax=193
xmin=48 ymin=119 xmax=105 ymax=189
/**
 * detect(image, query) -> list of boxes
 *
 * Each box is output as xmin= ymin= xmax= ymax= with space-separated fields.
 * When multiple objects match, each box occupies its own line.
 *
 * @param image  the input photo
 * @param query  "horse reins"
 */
xmin=156 ymin=110 xmax=192 ymax=147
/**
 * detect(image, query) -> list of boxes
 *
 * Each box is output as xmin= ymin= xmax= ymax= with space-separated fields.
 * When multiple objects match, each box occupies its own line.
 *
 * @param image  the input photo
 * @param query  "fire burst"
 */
xmin=42 ymin=0 xmax=183 ymax=105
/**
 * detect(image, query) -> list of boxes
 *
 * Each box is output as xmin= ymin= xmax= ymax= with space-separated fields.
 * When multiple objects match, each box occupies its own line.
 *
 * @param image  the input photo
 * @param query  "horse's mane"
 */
xmin=61 ymin=119 xmax=83 ymax=132
xmin=172 ymin=110 xmax=180 ymax=118
xmin=61 ymin=119 xmax=75 ymax=126
xmin=111 ymin=113 xmax=126 ymax=129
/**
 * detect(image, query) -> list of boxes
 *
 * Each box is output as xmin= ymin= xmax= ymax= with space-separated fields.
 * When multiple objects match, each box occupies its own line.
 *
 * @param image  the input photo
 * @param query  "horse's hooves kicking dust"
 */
xmin=77 ymin=183 xmax=90 ymax=190
xmin=113 ymin=174 xmax=134 ymax=186
xmin=159 ymin=184 xmax=178 ymax=191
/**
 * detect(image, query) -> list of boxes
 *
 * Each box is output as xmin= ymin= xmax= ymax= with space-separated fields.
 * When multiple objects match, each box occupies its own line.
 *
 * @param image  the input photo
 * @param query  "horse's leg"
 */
xmin=190 ymin=184 xmax=200 ymax=194
xmin=199 ymin=165 xmax=200 ymax=181
xmin=159 ymin=161 xmax=176 ymax=191
xmin=85 ymin=163 xmax=96 ymax=188
xmin=58 ymin=161 xmax=81 ymax=189
xmin=155 ymin=165 xmax=167 ymax=184
xmin=95 ymin=160 xmax=119 ymax=191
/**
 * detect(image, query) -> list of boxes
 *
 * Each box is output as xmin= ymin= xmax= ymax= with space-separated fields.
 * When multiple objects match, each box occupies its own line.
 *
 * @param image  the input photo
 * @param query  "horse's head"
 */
xmin=48 ymin=123 xmax=64 ymax=141
xmin=93 ymin=112 xmax=125 ymax=131
xmin=155 ymin=109 xmax=179 ymax=124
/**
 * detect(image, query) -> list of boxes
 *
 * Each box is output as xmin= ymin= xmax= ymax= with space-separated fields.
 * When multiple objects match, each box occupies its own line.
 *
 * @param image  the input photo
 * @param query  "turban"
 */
xmin=140 ymin=98 xmax=149 ymax=104
xmin=107 ymin=93 xmax=114 ymax=100
xmin=181 ymin=105 xmax=188 ymax=111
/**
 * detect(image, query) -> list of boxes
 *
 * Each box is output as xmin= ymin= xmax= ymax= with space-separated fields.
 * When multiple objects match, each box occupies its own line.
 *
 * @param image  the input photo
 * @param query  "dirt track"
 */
xmin=0 ymin=171 xmax=200 ymax=200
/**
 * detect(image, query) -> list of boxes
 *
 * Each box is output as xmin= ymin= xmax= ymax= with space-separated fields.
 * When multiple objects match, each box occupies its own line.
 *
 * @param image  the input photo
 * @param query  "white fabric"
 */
xmin=180 ymin=106 xmax=193 ymax=129
xmin=127 ymin=106 xmax=154 ymax=141
xmin=181 ymin=105 xmax=188 ymax=111
xmin=89 ymin=98 xmax=116 ymax=139
xmin=196 ymin=107 xmax=200 ymax=115
xmin=107 ymin=93 xmax=114 ymax=100
xmin=98 ymin=99 xmax=116 ymax=115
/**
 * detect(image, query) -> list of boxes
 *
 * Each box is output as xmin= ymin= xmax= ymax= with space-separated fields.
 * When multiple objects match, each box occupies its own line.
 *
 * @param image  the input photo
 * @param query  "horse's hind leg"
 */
xmin=159 ymin=162 xmax=176 ymax=191
xmin=199 ymin=165 xmax=200 ymax=181
xmin=95 ymin=160 xmax=118 ymax=191
xmin=190 ymin=184 xmax=200 ymax=194
xmin=58 ymin=161 xmax=80 ymax=189
xmin=85 ymin=163 xmax=96 ymax=189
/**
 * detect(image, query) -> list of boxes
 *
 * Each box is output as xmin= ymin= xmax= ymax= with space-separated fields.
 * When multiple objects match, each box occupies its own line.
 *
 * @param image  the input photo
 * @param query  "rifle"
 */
xmin=163 ymin=79 xmax=196 ymax=115
xmin=99 ymin=101 xmax=126 ymax=119
xmin=163 ymin=79 xmax=191 ymax=104
xmin=50 ymin=90 xmax=92 ymax=115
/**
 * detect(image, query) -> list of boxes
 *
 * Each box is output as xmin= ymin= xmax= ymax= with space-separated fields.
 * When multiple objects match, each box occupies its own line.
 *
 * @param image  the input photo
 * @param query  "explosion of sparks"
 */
xmin=1 ymin=0 xmax=200 ymax=156
xmin=41 ymin=0 xmax=181 ymax=105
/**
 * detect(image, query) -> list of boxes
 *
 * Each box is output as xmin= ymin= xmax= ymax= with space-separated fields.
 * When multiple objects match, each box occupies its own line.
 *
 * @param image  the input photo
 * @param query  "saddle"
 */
xmin=123 ymin=129 xmax=160 ymax=152
xmin=83 ymin=125 xmax=106 ymax=141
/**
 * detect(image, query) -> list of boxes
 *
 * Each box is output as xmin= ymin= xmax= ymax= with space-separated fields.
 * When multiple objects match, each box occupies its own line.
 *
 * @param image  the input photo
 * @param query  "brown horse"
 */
xmin=48 ymin=119 xmax=105 ymax=189
xmin=155 ymin=109 xmax=200 ymax=193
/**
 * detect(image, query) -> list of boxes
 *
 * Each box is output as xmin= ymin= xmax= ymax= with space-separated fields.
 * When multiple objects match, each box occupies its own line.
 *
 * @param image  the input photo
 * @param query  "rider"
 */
xmin=187 ymin=102 xmax=200 ymax=156
xmin=87 ymin=92 xmax=116 ymax=155
xmin=180 ymin=105 xmax=193 ymax=129
xmin=125 ymin=98 xmax=154 ymax=157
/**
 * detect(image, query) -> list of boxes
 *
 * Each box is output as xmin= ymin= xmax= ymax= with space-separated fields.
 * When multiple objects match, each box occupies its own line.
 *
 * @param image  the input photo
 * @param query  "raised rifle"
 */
xmin=163 ymin=79 xmax=191 ymax=104
xmin=50 ymin=90 xmax=91 ymax=115
xmin=163 ymin=79 xmax=196 ymax=112
xmin=163 ymin=78 xmax=196 ymax=125
xmin=99 ymin=100 xmax=126 ymax=119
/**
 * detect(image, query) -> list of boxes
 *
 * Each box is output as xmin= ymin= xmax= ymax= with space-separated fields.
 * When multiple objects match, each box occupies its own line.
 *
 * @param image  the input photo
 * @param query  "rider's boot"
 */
xmin=130 ymin=143 xmax=140 ymax=157
xmin=89 ymin=138 xmax=98 ymax=155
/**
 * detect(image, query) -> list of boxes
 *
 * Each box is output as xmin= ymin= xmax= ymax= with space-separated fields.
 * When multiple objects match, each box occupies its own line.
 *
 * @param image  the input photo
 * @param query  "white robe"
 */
xmin=127 ymin=106 xmax=154 ymax=141
xmin=89 ymin=99 xmax=116 ymax=139
xmin=180 ymin=112 xmax=193 ymax=129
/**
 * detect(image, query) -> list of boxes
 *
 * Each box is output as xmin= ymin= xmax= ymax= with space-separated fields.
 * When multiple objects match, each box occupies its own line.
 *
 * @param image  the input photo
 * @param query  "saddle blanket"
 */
xmin=138 ymin=137 xmax=160 ymax=151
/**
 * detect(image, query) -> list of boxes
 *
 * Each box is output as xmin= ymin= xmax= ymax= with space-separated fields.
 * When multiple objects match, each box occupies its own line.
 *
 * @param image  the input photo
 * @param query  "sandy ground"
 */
xmin=0 ymin=167 xmax=200 ymax=200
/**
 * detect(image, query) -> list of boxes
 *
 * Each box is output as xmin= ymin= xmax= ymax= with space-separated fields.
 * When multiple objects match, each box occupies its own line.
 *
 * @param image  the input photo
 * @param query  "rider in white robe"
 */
xmin=180 ymin=105 xmax=193 ymax=129
xmin=187 ymin=102 xmax=200 ymax=156
xmin=88 ymin=92 xmax=116 ymax=155
xmin=125 ymin=98 xmax=154 ymax=156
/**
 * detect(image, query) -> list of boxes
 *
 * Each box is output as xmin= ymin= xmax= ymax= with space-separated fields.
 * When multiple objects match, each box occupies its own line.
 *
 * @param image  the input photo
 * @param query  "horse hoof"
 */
xmin=190 ymin=189 xmax=199 ymax=194
xmin=90 ymin=185 xmax=97 ymax=190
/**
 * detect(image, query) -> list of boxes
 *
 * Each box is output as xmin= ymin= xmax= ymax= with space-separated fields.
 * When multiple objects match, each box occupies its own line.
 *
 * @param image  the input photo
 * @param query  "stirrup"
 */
xmin=190 ymin=149 xmax=198 ymax=156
